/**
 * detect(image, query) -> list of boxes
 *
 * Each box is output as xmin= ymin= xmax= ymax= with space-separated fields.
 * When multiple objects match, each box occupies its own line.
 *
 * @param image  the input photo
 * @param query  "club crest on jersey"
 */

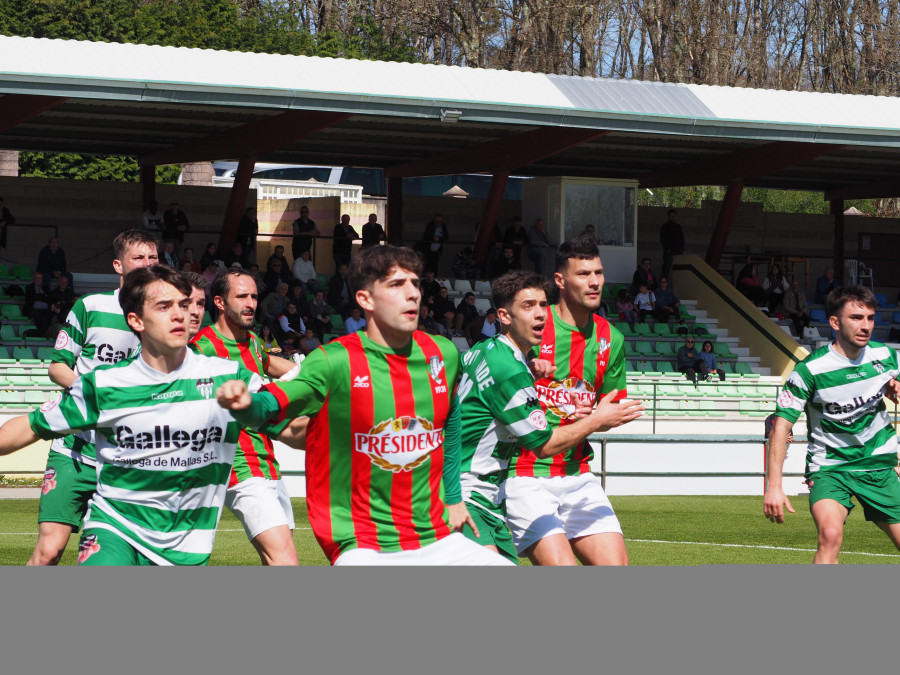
xmin=195 ymin=377 xmax=215 ymax=399
xmin=42 ymin=468 xmax=57 ymax=495
xmin=872 ymin=360 xmax=886 ymax=374
xmin=428 ymin=356 xmax=445 ymax=384
xmin=537 ymin=378 xmax=596 ymax=420
xmin=354 ymin=416 xmax=444 ymax=473
xmin=77 ymin=534 xmax=101 ymax=565
xmin=597 ymin=337 xmax=610 ymax=356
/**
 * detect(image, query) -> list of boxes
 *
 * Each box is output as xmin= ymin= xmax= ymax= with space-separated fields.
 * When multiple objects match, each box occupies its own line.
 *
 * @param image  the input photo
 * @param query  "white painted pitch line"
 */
xmin=628 ymin=538 xmax=900 ymax=558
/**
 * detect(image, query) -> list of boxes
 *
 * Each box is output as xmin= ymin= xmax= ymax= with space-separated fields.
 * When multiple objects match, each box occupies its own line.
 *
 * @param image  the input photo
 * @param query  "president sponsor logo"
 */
xmin=354 ymin=416 xmax=443 ymax=473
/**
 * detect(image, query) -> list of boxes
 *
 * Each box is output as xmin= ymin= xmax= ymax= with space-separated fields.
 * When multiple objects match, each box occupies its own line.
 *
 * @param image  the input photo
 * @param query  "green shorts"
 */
xmin=460 ymin=502 xmax=519 ymax=563
xmin=808 ymin=468 xmax=900 ymax=524
xmin=77 ymin=528 xmax=154 ymax=566
xmin=38 ymin=450 xmax=97 ymax=531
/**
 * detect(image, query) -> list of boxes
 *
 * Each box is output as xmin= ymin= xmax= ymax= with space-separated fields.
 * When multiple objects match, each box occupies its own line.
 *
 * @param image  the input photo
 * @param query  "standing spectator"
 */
xmin=504 ymin=217 xmax=529 ymax=267
xmin=676 ymin=336 xmax=709 ymax=385
xmin=631 ymin=257 xmax=657 ymax=295
xmin=634 ymin=282 xmax=656 ymax=323
xmin=483 ymin=221 xmax=505 ymax=279
xmin=421 ymin=213 xmax=448 ymax=275
xmin=24 ymin=272 xmax=51 ymax=334
xmin=454 ymin=291 xmax=481 ymax=345
xmin=360 ymin=213 xmax=386 ymax=249
xmin=659 ymin=209 xmax=684 ymax=282
xmin=526 ymin=218 xmax=554 ymax=276
xmin=815 ymin=266 xmax=839 ymax=304
xmin=223 ymin=242 xmax=251 ymax=270
xmin=452 ymin=246 xmax=477 ymax=281
xmin=181 ymin=247 xmax=201 ymax=273
xmin=700 ymin=341 xmax=726 ymax=381
xmin=236 ymin=206 xmax=258 ymax=259
xmin=736 ymin=263 xmax=766 ymax=304
xmin=199 ymin=242 xmax=219 ymax=271
xmin=309 ymin=289 xmax=333 ymax=341
xmin=36 ymin=236 xmax=71 ymax=290
xmin=292 ymin=204 xmax=319 ymax=260
xmin=615 ymin=288 xmax=638 ymax=331
xmin=48 ymin=274 xmax=75 ymax=318
xmin=0 ymin=196 xmax=14 ymax=253
xmin=763 ymin=263 xmax=790 ymax=314
xmin=162 ymin=200 xmax=189 ymax=250
xmin=332 ymin=214 xmax=358 ymax=269
xmin=327 ymin=263 xmax=352 ymax=317
xmin=160 ymin=241 xmax=180 ymax=269
xmin=345 ymin=305 xmax=366 ymax=334
xmin=783 ymin=279 xmax=811 ymax=337
xmin=141 ymin=200 xmax=163 ymax=234
xmin=291 ymin=248 xmax=320 ymax=293
xmin=653 ymin=276 xmax=682 ymax=322
xmin=491 ymin=245 xmax=520 ymax=278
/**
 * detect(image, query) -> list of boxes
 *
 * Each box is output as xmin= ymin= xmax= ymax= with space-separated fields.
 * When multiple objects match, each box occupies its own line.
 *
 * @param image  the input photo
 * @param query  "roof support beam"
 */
xmin=385 ymin=127 xmax=610 ymax=179
xmin=705 ymin=181 xmax=744 ymax=270
xmin=638 ymin=141 xmax=842 ymax=188
xmin=219 ymin=156 xmax=257 ymax=253
xmin=387 ymin=177 xmax=404 ymax=245
xmin=831 ymin=199 xmax=845 ymax=284
xmin=825 ymin=177 xmax=900 ymax=201
xmin=138 ymin=110 xmax=351 ymax=167
xmin=474 ymin=171 xmax=510 ymax=267
xmin=0 ymin=94 xmax=68 ymax=133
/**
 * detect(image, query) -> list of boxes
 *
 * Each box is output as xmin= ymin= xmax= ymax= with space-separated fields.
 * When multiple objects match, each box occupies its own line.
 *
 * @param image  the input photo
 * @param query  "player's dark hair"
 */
xmin=211 ymin=268 xmax=254 ymax=301
xmin=556 ymin=233 xmax=600 ymax=272
xmin=492 ymin=271 xmax=551 ymax=311
xmin=349 ymin=244 xmax=422 ymax=295
xmin=826 ymin=285 xmax=877 ymax=318
xmin=185 ymin=271 xmax=209 ymax=291
xmin=120 ymin=265 xmax=191 ymax=321
xmin=113 ymin=228 xmax=158 ymax=261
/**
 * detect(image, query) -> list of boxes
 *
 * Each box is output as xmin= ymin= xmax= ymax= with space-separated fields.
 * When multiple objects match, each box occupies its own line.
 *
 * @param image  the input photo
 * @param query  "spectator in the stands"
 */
xmin=199 ymin=242 xmax=219 ymax=271
xmin=360 ymin=213 xmax=386 ymax=249
xmin=581 ymin=224 xmax=595 ymax=238
xmin=631 ymin=257 xmax=657 ymax=295
xmin=141 ymin=200 xmax=163 ymax=234
xmin=491 ymin=245 xmax=520 ymax=278
xmin=36 ymin=236 xmax=72 ymax=290
xmin=48 ymin=274 xmax=75 ymax=318
xmin=161 ymin=241 xmax=180 ymax=269
xmin=452 ymin=246 xmax=477 ymax=281
xmin=299 ymin=327 xmax=322 ymax=354
xmin=736 ymin=263 xmax=766 ymax=304
xmin=332 ymin=214 xmax=358 ymax=269
xmin=421 ymin=213 xmax=448 ymax=276
xmin=659 ymin=209 xmax=685 ymax=283
xmin=276 ymin=302 xmax=306 ymax=352
xmin=432 ymin=285 xmax=457 ymax=332
xmin=327 ymin=263 xmax=353 ymax=317
xmin=676 ymin=336 xmax=709 ymax=385
xmin=453 ymin=292 xmax=481 ymax=345
xmin=24 ymin=272 xmax=51 ymax=334
xmin=0 ymin=196 xmax=12 ymax=253
xmin=782 ymin=279 xmax=811 ymax=338
xmin=181 ymin=246 xmax=201 ymax=273
xmin=292 ymin=204 xmax=320 ymax=260
xmin=223 ymin=242 xmax=251 ymax=270
xmin=504 ymin=217 xmax=529 ymax=266
xmin=483 ymin=222 xmax=505 ymax=279
xmin=418 ymin=303 xmax=444 ymax=337
xmin=162 ymin=200 xmax=189 ymax=250
xmin=345 ymin=306 xmax=366 ymax=334
xmin=309 ymin=289 xmax=333 ymax=341
xmin=291 ymin=248 xmax=319 ymax=294
xmin=699 ymin=341 xmax=726 ymax=382
xmin=201 ymin=259 xmax=219 ymax=289
xmin=476 ymin=308 xmax=502 ymax=343
xmin=526 ymin=218 xmax=554 ymax=276
xmin=263 ymin=258 xmax=290 ymax=294
xmin=259 ymin=324 xmax=281 ymax=354
xmin=654 ymin=276 xmax=682 ymax=322
xmin=266 ymin=245 xmax=291 ymax=280
xmin=815 ymin=266 xmax=839 ymax=304
xmin=615 ymin=288 xmax=638 ymax=331
xmin=763 ymin=263 xmax=790 ymax=314
xmin=634 ymin=282 xmax=656 ymax=324
xmin=248 ymin=263 xmax=266 ymax=294
xmin=259 ymin=281 xmax=289 ymax=332
xmin=288 ymin=282 xmax=311 ymax=322
xmin=421 ymin=269 xmax=442 ymax=305
xmin=236 ymin=206 xmax=258 ymax=259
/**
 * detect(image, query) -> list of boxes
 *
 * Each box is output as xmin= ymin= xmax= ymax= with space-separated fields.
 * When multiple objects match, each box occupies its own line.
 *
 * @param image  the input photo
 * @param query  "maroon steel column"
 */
xmin=387 ymin=177 xmax=404 ymax=245
xmin=140 ymin=165 xmax=156 ymax=211
xmin=705 ymin=181 xmax=745 ymax=270
xmin=473 ymin=171 xmax=510 ymax=268
xmin=830 ymin=199 xmax=845 ymax=283
xmin=218 ymin=156 xmax=256 ymax=252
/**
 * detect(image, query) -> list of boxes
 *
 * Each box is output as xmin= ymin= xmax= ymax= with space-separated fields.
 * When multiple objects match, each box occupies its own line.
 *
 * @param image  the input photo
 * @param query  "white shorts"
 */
xmin=504 ymin=473 xmax=622 ymax=555
xmin=333 ymin=532 xmax=515 ymax=566
xmin=225 ymin=477 xmax=295 ymax=542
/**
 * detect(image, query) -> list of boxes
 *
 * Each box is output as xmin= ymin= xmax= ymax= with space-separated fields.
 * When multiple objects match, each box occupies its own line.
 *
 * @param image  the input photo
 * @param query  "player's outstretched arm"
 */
xmin=0 ymin=416 xmax=40 ymax=456
xmin=47 ymin=362 xmax=76 ymax=389
xmin=532 ymin=390 xmax=643 ymax=459
xmin=763 ymin=416 xmax=795 ymax=523
xmin=217 ymin=381 xmax=282 ymax=430
xmin=216 ymin=379 xmax=252 ymax=410
xmin=275 ymin=416 xmax=309 ymax=450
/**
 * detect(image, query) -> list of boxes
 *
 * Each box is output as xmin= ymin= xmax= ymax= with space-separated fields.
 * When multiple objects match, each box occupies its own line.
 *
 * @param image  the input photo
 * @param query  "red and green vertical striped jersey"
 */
xmin=262 ymin=330 xmax=460 ymax=564
xmin=190 ymin=325 xmax=280 ymax=486
xmin=508 ymin=306 xmax=627 ymax=478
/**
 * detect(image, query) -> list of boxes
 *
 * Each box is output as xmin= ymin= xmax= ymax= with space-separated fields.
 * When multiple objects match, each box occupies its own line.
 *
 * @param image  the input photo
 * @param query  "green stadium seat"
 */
xmin=733 ymin=362 xmax=760 ymax=378
xmin=692 ymin=323 xmax=715 ymax=338
xmin=36 ymin=346 xmax=55 ymax=361
xmin=11 ymin=265 xmax=32 ymax=281
xmin=653 ymin=322 xmax=674 ymax=337
xmin=654 ymin=361 xmax=677 ymax=374
xmin=654 ymin=341 xmax=675 ymax=357
xmin=739 ymin=384 xmax=766 ymax=399
xmin=633 ymin=359 xmax=653 ymax=374
xmin=0 ymin=391 xmax=25 ymax=406
xmin=329 ymin=314 xmax=345 ymax=332
xmin=698 ymin=399 xmax=727 ymax=417
xmin=633 ymin=323 xmax=652 ymax=336
xmin=614 ymin=321 xmax=636 ymax=337
xmin=1 ymin=304 xmax=23 ymax=319
xmin=12 ymin=346 xmax=39 ymax=364
xmin=24 ymin=390 xmax=50 ymax=405
xmin=624 ymin=342 xmax=640 ymax=358
xmin=634 ymin=340 xmax=654 ymax=356
xmin=714 ymin=342 xmax=738 ymax=359
xmin=0 ymin=346 xmax=13 ymax=364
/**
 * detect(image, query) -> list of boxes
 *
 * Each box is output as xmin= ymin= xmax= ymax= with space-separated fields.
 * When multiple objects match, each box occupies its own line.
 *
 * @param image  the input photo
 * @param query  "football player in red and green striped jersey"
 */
xmin=506 ymin=234 xmax=640 ymax=566
xmin=190 ymin=268 xmax=300 ymax=566
xmin=218 ymin=245 xmax=512 ymax=565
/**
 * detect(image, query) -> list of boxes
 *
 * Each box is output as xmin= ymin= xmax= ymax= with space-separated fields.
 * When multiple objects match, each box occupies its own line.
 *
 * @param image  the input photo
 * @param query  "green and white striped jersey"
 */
xmin=775 ymin=341 xmax=900 ymax=476
xmin=30 ymin=350 xmax=262 ymax=566
xmin=457 ymin=335 xmax=552 ymax=518
xmin=50 ymin=290 xmax=141 ymax=465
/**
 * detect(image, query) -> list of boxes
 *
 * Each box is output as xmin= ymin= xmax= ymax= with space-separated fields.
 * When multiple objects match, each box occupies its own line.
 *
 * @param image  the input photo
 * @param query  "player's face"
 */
xmin=127 ymin=281 xmax=189 ymax=351
xmin=219 ymin=276 xmax=258 ymax=332
xmin=187 ymin=287 xmax=206 ymax=339
xmin=499 ymin=287 xmax=548 ymax=349
xmin=116 ymin=242 xmax=159 ymax=277
xmin=357 ymin=266 xmax=421 ymax=343
xmin=556 ymin=256 xmax=604 ymax=311
xmin=830 ymin=301 xmax=875 ymax=352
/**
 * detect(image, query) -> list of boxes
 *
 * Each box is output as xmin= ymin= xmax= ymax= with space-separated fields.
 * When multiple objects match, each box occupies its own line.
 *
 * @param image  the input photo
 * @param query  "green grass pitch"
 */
xmin=1 ymin=495 xmax=898 ymax=565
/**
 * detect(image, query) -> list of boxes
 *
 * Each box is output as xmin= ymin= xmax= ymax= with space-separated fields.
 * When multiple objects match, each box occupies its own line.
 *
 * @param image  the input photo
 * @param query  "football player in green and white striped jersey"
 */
xmin=30 ymin=229 xmax=159 ymax=566
xmin=765 ymin=285 xmax=900 ymax=563
xmin=1 ymin=265 xmax=259 ymax=565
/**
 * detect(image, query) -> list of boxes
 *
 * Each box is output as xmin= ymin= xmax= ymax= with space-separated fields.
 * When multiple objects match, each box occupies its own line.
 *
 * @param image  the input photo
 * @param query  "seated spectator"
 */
xmin=248 ymin=263 xmax=266 ymax=294
xmin=634 ymin=283 xmax=656 ymax=323
xmin=161 ymin=241 xmax=180 ymax=269
xmin=421 ymin=269 xmax=442 ymax=304
xmin=504 ymin=217 xmax=529 ymax=266
xmin=24 ymin=272 xmax=51 ymax=333
xmin=476 ymin=308 xmax=502 ymax=343
xmin=223 ymin=242 xmax=251 ymax=270
xmin=453 ymin=292 xmax=481 ymax=345
xmin=361 ymin=213 xmax=386 ymax=249
xmin=654 ymin=276 xmax=681 ymax=322
xmin=594 ymin=302 xmax=609 ymax=319
xmin=276 ymin=302 xmax=306 ymax=352
xmin=736 ymin=263 xmax=766 ymax=304
xmin=345 ymin=306 xmax=366 ymax=334
xmin=291 ymin=249 xmax=320 ymax=293
xmin=288 ymin=282 xmax=311 ymax=323
xmin=762 ymin=263 xmax=790 ymax=314
xmin=299 ymin=327 xmax=322 ymax=354
xmin=267 ymin=245 xmax=289 ymax=272
xmin=327 ymin=264 xmax=353 ymax=317
xmin=491 ymin=245 xmax=520 ymax=278
xmin=258 ymin=324 xmax=281 ymax=354
xmin=201 ymin=259 xmax=219 ymax=288
xmin=199 ymin=242 xmax=219 ymax=271
xmin=48 ymin=274 xmax=75 ymax=318
xmin=815 ymin=266 xmax=839 ymax=304
xmin=782 ymin=279 xmax=811 ymax=337
xmin=699 ymin=341 xmax=726 ymax=381
xmin=259 ymin=281 xmax=289 ymax=331
xmin=418 ymin=304 xmax=445 ymax=337
xmin=36 ymin=236 xmax=72 ymax=290
xmin=310 ymin=289 xmax=333 ymax=341
xmin=615 ymin=288 xmax=638 ymax=331
xmin=181 ymin=247 xmax=201 ymax=273
xmin=432 ymin=286 xmax=457 ymax=332
xmin=631 ymin=257 xmax=657 ymax=295
xmin=452 ymin=246 xmax=477 ymax=281
xmin=142 ymin=200 xmax=163 ymax=234
xmin=676 ymin=336 xmax=709 ymax=385
xmin=263 ymin=258 xmax=289 ymax=293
